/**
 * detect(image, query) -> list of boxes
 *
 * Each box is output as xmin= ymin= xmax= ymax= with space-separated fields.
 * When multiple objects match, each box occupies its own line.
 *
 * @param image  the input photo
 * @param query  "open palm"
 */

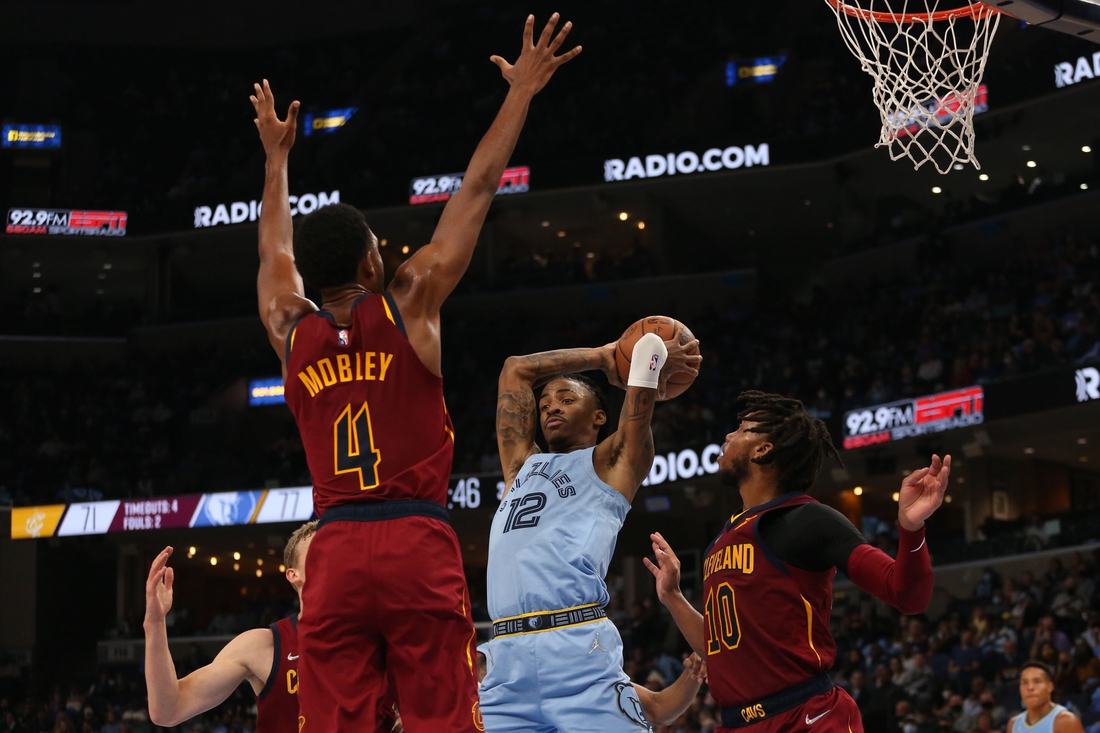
xmin=144 ymin=546 xmax=175 ymax=624
xmin=898 ymin=454 xmax=951 ymax=531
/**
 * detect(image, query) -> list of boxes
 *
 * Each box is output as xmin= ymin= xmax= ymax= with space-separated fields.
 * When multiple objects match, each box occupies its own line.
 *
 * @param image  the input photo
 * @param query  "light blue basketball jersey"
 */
xmin=1010 ymin=704 xmax=1069 ymax=733
xmin=487 ymin=446 xmax=630 ymax=620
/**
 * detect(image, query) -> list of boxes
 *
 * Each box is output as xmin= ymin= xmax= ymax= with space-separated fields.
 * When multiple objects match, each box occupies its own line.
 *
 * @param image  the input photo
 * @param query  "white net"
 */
xmin=825 ymin=0 xmax=1001 ymax=173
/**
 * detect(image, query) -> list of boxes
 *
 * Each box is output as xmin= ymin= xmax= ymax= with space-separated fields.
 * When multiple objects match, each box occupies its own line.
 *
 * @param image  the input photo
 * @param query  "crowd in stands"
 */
xmin=2 ymin=230 xmax=1097 ymax=511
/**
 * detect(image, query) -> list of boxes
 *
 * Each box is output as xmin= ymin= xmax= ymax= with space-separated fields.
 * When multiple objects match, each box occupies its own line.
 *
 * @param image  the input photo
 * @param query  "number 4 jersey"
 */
xmin=486 ymin=447 xmax=630 ymax=620
xmin=702 ymin=492 xmax=836 ymax=708
xmin=283 ymin=294 xmax=455 ymax=517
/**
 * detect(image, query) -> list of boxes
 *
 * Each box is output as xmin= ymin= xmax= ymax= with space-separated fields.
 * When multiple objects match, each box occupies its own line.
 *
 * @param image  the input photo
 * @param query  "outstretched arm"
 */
xmin=847 ymin=455 xmax=950 ymax=614
xmin=595 ymin=335 xmax=699 ymax=501
xmin=497 ymin=344 xmax=617 ymax=488
xmin=644 ymin=533 xmax=706 ymax=657
xmin=633 ymin=654 xmax=706 ymax=726
xmin=250 ymin=80 xmax=317 ymax=373
xmin=144 ymin=548 xmax=271 ymax=727
xmin=391 ymin=14 xmax=581 ymax=323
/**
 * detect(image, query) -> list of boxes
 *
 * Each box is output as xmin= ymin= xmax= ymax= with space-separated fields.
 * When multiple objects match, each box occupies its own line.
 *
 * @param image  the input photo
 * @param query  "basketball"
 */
xmin=615 ymin=316 xmax=698 ymax=400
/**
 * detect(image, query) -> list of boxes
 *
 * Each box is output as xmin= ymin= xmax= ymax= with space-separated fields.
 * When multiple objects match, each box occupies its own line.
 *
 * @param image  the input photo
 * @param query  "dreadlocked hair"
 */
xmin=735 ymin=390 xmax=842 ymax=493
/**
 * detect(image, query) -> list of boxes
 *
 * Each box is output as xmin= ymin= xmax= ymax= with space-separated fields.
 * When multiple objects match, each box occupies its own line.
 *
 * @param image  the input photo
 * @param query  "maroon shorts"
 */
xmin=718 ymin=687 xmax=864 ymax=733
xmin=298 ymin=508 xmax=482 ymax=733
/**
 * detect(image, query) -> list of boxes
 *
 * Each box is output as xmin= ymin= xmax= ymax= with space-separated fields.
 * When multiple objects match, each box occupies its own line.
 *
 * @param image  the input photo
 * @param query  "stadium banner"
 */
xmin=248 ymin=378 xmax=285 ymax=406
xmin=1055 ymin=52 xmax=1100 ymax=88
xmin=984 ymin=360 xmax=1100 ymax=419
xmin=726 ymin=57 xmax=787 ymax=86
xmin=193 ymin=190 xmax=339 ymax=228
xmin=842 ymin=386 xmax=985 ymax=450
xmin=604 ymin=144 xmax=770 ymax=182
xmin=2 ymin=123 xmax=62 ymax=149
xmin=302 ymin=107 xmax=357 ymax=136
xmin=408 ymin=165 xmax=530 ymax=205
xmin=6 ymin=208 xmax=127 ymax=236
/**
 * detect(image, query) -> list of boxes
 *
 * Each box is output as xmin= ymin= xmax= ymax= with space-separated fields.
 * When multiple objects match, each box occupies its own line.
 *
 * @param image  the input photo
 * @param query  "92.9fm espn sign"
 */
xmin=6 ymin=208 xmax=127 ymax=236
xmin=842 ymin=386 xmax=984 ymax=450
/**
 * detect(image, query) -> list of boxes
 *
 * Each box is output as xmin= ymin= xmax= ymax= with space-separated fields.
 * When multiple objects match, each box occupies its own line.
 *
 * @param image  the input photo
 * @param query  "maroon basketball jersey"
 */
xmin=702 ymin=492 xmax=836 ymax=707
xmin=257 ymin=616 xmax=299 ymax=733
xmin=283 ymin=294 xmax=454 ymax=516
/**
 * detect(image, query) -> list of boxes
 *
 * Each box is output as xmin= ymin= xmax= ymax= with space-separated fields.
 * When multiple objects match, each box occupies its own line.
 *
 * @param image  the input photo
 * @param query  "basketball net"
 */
xmin=824 ymin=0 xmax=1001 ymax=173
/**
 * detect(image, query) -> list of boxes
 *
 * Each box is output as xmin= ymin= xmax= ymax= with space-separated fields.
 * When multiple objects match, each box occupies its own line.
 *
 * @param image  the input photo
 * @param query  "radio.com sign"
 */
xmin=604 ymin=144 xmax=770 ymax=182
xmin=1055 ymin=52 xmax=1100 ymax=88
xmin=193 ymin=190 xmax=340 ymax=228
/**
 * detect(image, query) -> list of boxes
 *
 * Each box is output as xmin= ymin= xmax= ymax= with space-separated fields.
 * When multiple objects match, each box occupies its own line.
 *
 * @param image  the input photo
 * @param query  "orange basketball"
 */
xmin=614 ymin=316 xmax=698 ymax=400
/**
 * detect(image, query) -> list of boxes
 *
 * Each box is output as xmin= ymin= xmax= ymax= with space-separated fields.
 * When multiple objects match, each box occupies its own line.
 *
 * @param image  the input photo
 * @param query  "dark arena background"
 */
xmin=2 ymin=1 xmax=1100 ymax=732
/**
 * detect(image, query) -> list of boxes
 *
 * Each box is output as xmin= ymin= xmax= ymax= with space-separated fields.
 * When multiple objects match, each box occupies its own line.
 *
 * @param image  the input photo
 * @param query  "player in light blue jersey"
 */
xmin=1005 ymin=660 xmax=1084 ymax=733
xmin=481 ymin=332 xmax=700 ymax=733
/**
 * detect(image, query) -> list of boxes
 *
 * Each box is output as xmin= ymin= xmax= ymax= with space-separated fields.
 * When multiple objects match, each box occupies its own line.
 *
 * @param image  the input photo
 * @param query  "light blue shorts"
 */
xmin=479 ymin=619 xmax=651 ymax=733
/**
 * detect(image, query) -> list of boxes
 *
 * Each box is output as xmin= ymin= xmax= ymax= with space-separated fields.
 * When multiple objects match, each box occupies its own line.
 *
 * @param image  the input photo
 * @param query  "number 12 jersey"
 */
xmin=486 ymin=447 xmax=629 ymax=620
xmin=283 ymin=294 xmax=455 ymax=517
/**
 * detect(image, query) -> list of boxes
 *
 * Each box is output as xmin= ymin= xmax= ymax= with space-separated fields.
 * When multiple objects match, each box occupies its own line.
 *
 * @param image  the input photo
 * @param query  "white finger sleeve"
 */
xmin=627 ymin=332 xmax=668 ymax=389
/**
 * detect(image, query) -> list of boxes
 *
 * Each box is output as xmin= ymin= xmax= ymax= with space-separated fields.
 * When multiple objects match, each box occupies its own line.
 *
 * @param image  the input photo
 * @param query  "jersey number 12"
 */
xmin=334 ymin=403 xmax=381 ymax=490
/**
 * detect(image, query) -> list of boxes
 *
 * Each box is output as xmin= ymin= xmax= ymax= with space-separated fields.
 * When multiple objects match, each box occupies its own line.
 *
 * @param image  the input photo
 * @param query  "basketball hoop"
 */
xmin=824 ymin=0 xmax=1002 ymax=173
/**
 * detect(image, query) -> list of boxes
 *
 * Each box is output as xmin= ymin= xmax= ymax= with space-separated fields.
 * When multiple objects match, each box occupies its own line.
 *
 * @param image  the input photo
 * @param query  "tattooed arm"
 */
xmin=594 ymin=337 xmax=700 ymax=502
xmin=496 ymin=345 xmax=618 ymax=488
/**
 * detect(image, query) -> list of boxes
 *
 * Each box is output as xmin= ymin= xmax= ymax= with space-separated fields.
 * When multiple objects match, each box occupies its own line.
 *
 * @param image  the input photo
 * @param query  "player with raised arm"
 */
xmin=481 ymin=333 xmax=701 ymax=732
xmin=645 ymin=391 xmax=951 ymax=733
xmin=143 ymin=524 xmax=402 ymax=732
xmin=1006 ymin=661 xmax=1085 ymax=733
xmin=249 ymin=14 xmax=580 ymax=733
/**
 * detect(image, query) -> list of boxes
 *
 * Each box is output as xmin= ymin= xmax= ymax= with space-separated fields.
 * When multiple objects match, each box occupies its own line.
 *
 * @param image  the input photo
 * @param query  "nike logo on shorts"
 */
xmin=806 ymin=710 xmax=830 ymax=725
xmin=288 ymin=653 xmax=299 ymax=661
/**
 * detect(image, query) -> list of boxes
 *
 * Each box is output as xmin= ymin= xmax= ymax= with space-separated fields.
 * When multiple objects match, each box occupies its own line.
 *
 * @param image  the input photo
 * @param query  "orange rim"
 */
xmin=824 ymin=0 xmax=1000 ymax=23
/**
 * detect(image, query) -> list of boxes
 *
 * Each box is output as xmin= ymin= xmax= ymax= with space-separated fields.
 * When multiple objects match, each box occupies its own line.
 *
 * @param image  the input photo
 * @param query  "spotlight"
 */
xmin=1026 ymin=161 xmax=1037 ymax=168
xmin=853 ymin=486 xmax=863 ymax=496
xmin=892 ymin=492 xmax=900 ymax=502
xmin=401 ymin=245 xmax=410 ymax=254
xmin=233 ymin=551 xmax=241 ymax=561
xmin=637 ymin=222 xmax=645 ymax=230
xmin=978 ymin=174 xmax=989 ymax=181
xmin=210 ymin=557 xmax=218 ymax=566
xmin=931 ymin=186 xmax=942 ymax=194
xmin=1084 ymin=146 xmax=1092 ymax=153
xmin=256 ymin=569 xmax=263 ymax=578
xmin=618 ymin=212 xmax=629 ymax=221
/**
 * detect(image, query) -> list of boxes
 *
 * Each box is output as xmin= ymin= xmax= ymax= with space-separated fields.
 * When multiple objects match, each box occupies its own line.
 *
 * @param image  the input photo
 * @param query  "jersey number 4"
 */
xmin=334 ymin=403 xmax=381 ymax=490
xmin=704 ymin=582 xmax=741 ymax=655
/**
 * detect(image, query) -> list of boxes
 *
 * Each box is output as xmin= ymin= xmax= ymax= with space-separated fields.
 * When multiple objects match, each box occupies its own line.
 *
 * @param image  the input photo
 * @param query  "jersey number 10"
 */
xmin=334 ymin=403 xmax=382 ymax=490
xmin=704 ymin=582 xmax=742 ymax=655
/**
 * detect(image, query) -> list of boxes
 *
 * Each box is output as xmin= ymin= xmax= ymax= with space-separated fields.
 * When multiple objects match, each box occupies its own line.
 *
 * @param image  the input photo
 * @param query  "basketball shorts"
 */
xmin=479 ymin=618 xmax=651 ymax=733
xmin=718 ymin=687 xmax=864 ymax=733
xmin=298 ymin=505 xmax=482 ymax=733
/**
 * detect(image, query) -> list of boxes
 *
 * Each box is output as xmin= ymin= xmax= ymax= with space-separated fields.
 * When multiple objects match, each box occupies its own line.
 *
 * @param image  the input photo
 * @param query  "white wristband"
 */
xmin=627 ymin=332 xmax=668 ymax=389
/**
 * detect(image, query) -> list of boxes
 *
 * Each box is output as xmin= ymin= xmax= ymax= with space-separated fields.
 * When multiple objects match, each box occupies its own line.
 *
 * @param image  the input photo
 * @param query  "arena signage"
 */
xmin=6 ymin=208 xmax=127 ymax=236
xmin=726 ymin=57 xmax=787 ymax=86
xmin=889 ymin=84 xmax=989 ymax=140
xmin=302 ymin=107 xmax=357 ymax=136
xmin=193 ymin=190 xmax=339 ymax=228
xmin=408 ymin=165 xmax=530 ymax=205
xmin=603 ymin=145 xmax=770 ymax=182
xmin=842 ymin=386 xmax=984 ymax=450
xmin=1078 ymin=367 xmax=1100 ymax=403
xmin=249 ymin=378 xmax=285 ymax=406
xmin=1055 ymin=52 xmax=1100 ymax=88
xmin=2 ymin=123 xmax=61 ymax=149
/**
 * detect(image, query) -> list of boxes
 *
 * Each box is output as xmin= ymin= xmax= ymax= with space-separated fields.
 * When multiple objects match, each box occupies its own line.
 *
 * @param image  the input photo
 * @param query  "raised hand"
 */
xmin=144 ymin=546 xmax=175 ymax=626
xmin=249 ymin=79 xmax=300 ymax=158
xmin=658 ymin=338 xmax=701 ymax=400
xmin=898 ymin=454 xmax=951 ymax=531
xmin=490 ymin=13 xmax=581 ymax=96
xmin=643 ymin=532 xmax=683 ymax=603
xmin=683 ymin=652 xmax=708 ymax=684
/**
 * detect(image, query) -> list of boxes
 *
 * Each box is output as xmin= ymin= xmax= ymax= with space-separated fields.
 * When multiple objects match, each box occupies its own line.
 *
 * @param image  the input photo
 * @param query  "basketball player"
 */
xmin=1005 ymin=661 xmax=1085 ymax=733
xmin=143 ymin=523 xmax=402 ymax=732
xmin=645 ymin=391 xmax=951 ymax=732
xmin=250 ymin=14 xmax=580 ymax=733
xmin=481 ymin=334 xmax=701 ymax=732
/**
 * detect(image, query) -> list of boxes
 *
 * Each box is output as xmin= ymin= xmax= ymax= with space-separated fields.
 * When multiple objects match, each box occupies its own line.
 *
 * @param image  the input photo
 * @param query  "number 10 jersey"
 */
xmin=283 ymin=294 xmax=455 ymax=517
xmin=486 ymin=447 xmax=630 ymax=621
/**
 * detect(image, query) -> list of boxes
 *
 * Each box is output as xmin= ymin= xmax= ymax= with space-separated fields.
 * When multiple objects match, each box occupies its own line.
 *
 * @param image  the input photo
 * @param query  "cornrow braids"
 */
xmin=735 ymin=390 xmax=843 ymax=493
